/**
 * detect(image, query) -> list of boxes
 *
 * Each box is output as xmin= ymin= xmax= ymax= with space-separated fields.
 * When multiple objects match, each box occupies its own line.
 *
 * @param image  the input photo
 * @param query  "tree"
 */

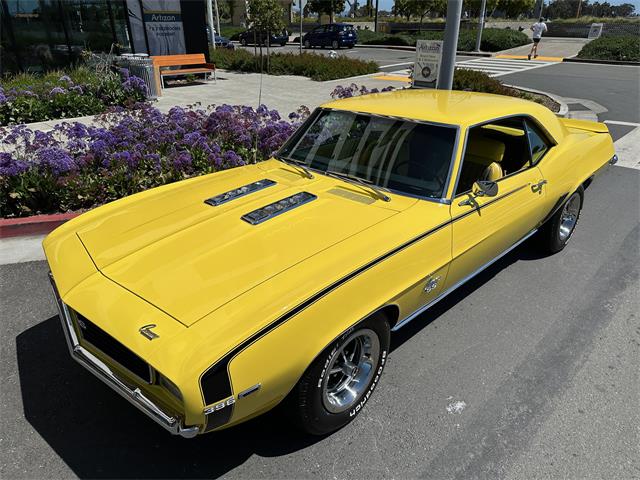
xmin=498 ymin=0 xmax=535 ymax=18
xmin=307 ymin=0 xmax=347 ymax=17
xmin=463 ymin=0 xmax=499 ymax=17
xmin=247 ymin=0 xmax=285 ymax=70
xmin=413 ymin=0 xmax=447 ymax=29
xmin=392 ymin=0 xmax=413 ymax=21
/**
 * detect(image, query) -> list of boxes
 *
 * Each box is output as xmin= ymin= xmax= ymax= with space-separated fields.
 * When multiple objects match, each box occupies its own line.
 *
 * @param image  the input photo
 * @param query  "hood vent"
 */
xmin=242 ymin=192 xmax=317 ymax=225
xmin=204 ymin=179 xmax=276 ymax=207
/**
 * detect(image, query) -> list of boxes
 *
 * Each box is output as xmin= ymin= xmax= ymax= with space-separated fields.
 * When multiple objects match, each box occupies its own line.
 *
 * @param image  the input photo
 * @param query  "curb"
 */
xmin=0 ymin=212 xmax=79 ymax=239
xmin=504 ymin=84 xmax=569 ymax=117
xmin=563 ymin=57 xmax=640 ymax=66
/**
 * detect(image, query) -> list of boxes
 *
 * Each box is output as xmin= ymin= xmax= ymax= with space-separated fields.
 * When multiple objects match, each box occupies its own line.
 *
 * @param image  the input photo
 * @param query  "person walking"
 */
xmin=528 ymin=18 xmax=548 ymax=60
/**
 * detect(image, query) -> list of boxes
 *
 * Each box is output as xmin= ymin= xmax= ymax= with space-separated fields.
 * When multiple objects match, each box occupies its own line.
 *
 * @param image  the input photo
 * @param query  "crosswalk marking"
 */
xmin=376 ymin=57 xmax=557 ymax=82
xmin=455 ymin=57 xmax=556 ymax=77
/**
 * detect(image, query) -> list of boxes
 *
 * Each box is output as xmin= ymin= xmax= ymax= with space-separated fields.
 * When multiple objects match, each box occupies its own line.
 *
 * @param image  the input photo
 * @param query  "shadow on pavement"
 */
xmin=391 ymin=237 xmax=545 ymax=351
xmin=15 ymin=238 xmax=544 ymax=479
xmin=15 ymin=318 xmax=322 ymax=479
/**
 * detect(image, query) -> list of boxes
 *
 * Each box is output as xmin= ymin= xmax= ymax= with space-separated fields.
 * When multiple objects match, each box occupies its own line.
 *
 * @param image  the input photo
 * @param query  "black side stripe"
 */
xmin=199 ymin=184 xmax=528 ymax=406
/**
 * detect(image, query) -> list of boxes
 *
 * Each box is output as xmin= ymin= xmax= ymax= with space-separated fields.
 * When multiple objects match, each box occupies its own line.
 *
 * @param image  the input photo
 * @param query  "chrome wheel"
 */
xmin=559 ymin=193 xmax=581 ymax=241
xmin=321 ymin=329 xmax=380 ymax=414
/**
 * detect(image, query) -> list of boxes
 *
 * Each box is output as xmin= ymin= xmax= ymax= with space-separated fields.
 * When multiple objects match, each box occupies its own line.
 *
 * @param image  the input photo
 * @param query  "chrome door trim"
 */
xmin=391 ymin=228 xmax=538 ymax=331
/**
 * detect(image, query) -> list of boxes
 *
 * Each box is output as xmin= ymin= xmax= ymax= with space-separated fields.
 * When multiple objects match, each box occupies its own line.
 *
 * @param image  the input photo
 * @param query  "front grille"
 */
xmin=74 ymin=312 xmax=152 ymax=383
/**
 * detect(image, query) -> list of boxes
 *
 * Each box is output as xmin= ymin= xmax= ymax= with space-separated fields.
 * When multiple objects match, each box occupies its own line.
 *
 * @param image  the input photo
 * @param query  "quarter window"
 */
xmin=525 ymin=120 xmax=552 ymax=164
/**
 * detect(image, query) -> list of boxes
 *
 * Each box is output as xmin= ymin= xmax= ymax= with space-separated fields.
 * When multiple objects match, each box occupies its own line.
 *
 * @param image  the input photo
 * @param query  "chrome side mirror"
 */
xmin=472 ymin=180 xmax=498 ymax=197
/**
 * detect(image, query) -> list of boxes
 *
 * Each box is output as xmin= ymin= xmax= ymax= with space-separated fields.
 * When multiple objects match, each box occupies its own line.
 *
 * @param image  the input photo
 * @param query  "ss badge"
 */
xmin=424 ymin=275 xmax=441 ymax=294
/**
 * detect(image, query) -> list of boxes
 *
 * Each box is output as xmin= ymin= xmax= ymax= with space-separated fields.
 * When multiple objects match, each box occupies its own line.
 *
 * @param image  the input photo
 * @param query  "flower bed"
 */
xmin=0 ymin=103 xmax=309 ymax=218
xmin=210 ymin=49 xmax=379 ymax=81
xmin=0 ymin=67 xmax=148 ymax=126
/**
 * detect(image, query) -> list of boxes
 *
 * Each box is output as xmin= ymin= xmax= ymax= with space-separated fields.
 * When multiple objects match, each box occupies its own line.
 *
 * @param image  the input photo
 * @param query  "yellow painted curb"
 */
xmin=495 ymin=54 xmax=563 ymax=62
xmin=372 ymin=75 xmax=411 ymax=83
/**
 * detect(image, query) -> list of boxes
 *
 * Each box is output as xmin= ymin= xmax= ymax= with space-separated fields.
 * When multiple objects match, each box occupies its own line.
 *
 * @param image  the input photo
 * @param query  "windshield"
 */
xmin=278 ymin=109 xmax=457 ymax=199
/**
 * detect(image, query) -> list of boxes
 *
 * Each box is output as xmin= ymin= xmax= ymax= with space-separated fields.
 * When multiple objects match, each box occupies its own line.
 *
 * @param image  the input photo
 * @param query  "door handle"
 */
xmin=531 ymin=180 xmax=547 ymax=193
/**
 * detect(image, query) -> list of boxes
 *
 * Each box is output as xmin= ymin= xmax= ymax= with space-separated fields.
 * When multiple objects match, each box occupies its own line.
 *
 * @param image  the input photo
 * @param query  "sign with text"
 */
xmin=588 ymin=23 xmax=603 ymax=39
xmin=412 ymin=40 xmax=443 ymax=89
xmin=142 ymin=0 xmax=186 ymax=55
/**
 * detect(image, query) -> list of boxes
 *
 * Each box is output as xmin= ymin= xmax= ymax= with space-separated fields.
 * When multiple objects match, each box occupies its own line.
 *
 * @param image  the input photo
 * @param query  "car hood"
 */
xmin=77 ymin=160 xmax=414 ymax=327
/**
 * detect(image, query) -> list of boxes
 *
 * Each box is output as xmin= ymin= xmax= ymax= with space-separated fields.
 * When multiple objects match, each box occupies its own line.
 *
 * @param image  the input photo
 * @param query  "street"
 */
xmin=1 ymin=47 xmax=639 ymax=479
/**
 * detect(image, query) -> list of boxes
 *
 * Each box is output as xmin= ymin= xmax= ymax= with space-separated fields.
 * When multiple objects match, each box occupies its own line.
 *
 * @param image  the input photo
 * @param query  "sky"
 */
xmin=354 ymin=0 xmax=640 ymax=14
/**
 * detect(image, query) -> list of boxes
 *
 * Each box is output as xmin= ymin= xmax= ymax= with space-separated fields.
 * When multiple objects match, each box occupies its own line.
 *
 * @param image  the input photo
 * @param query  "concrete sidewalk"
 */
xmin=22 ymin=71 xmax=408 ymax=132
xmin=496 ymin=37 xmax=590 ymax=59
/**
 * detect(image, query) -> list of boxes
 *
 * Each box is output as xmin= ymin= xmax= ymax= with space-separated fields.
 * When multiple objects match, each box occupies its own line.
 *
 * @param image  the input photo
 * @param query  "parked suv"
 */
xmin=239 ymin=29 xmax=288 ymax=47
xmin=303 ymin=23 xmax=357 ymax=49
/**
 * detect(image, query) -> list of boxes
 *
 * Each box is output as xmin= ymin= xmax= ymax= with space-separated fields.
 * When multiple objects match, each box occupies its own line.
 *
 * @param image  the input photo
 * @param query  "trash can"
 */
xmin=116 ymin=55 xmax=159 ymax=100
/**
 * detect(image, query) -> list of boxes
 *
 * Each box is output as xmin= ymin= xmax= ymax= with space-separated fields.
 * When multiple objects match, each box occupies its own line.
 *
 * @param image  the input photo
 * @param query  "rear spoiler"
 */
xmin=560 ymin=118 xmax=610 ymax=134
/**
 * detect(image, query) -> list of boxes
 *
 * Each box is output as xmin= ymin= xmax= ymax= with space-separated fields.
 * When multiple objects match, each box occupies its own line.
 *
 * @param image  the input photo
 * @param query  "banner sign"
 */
xmin=412 ymin=40 xmax=443 ymax=89
xmin=141 ymin=0 xmax=186 ymax=55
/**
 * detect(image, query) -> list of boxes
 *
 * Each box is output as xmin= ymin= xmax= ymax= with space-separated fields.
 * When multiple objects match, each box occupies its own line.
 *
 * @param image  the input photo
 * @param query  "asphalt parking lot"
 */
xmin=1 ymin=163 xmax=638 ymax=479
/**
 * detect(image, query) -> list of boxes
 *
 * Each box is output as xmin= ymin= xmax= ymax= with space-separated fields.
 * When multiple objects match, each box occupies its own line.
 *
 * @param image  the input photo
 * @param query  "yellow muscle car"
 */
xmin=44 ymin=90 xmax=616 ymax=437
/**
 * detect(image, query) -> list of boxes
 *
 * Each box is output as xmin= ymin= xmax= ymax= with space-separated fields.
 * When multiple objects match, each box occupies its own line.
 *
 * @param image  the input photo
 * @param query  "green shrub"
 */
xmin=452 ymin=68 xmax=512 ymax=96
xmin=577 ymin=35 xmax=640 ymax=61
xmin=358 ymin=28 xmax=530 ymax=52
xmin=210 ymin=49 xmax=378 ymax=81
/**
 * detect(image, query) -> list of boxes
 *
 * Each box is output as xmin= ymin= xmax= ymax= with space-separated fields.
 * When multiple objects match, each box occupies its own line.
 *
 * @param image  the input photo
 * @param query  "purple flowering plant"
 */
xmin=330 ymin=83 xmax=398 ymax=100
xmin=1 ymin=103 xmax=309 ymax=217
xmin=0 ymin=66 xmax=147 ymax=126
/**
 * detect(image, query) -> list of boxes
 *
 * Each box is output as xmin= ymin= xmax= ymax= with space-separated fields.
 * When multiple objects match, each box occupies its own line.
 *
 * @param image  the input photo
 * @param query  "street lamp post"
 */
xmin=437 ymin=0 xmax=463 ymax=90
xmin=474 ymin=0 xmax=486 ymax=52
xmin=207 ymin=0 xmax=216 ymax=50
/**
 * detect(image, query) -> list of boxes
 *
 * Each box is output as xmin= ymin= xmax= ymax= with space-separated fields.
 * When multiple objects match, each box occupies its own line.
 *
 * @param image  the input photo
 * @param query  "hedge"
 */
xmin=210 ymin=48 xmax=379 ymax=81
xmin=357 ymin=28 xmax=531 ymax=52
xmin=577 ymin=35 xmax=640 ymax=62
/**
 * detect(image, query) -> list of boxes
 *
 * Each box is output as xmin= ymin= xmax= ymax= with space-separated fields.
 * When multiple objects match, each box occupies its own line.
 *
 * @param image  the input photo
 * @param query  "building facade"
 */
xmin=0 ymin=0 xmax=207 ymax=74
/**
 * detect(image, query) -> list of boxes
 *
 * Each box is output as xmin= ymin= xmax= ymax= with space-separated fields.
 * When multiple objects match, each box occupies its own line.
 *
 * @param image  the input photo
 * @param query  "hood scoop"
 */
xmin=205 ymin=179 xmax=276 ymax=206
xmin=241 ymin=192 xmax=317 ymax=225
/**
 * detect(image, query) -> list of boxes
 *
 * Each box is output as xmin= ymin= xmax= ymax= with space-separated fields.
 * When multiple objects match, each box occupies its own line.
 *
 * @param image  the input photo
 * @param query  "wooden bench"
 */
xmin=151 ymin=54 xmax=216 ymax=92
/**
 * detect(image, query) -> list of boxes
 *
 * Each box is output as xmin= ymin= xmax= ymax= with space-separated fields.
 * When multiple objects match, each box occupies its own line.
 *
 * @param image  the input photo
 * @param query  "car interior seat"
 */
xmin=458 ymin=132 xmax=506 ymax=193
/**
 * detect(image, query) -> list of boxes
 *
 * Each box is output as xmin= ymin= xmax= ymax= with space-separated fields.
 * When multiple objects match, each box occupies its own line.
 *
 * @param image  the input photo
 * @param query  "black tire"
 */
xmin=280 ymin=41 xmax=287 ymax=47
xmin=348 ymin=44 xmax=355 ymax=49
xmin=240 ymin=37 xmax=247 ymax=46
xmin=539 ymin=186 xmax=584 ymax=254
xmin=332 ymin=40 xmax=339 ymax=49
xmin=289 ymin=312 xmax=390 ymax=436
xmin=304 ymin=40 xmax=311 ymax=49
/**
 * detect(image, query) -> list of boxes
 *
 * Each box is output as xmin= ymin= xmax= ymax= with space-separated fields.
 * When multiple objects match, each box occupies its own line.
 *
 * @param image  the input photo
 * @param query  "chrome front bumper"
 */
xmin=49 ymin=273 xmax=200 ymax=438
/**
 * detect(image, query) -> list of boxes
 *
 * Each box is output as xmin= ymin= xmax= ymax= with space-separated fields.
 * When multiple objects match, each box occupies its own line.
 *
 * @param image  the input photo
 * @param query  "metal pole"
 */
xmin=207 ymin=0 xmax=216 ymax=50
xmin=214 ymin=0 xmax=221 ymax=40
xmin=533 ymin=0 xmax=543 ymax=19
xmin=437 ymin=0 xmax=462 ymax=90
xmin=474 ymin=0 xmax=486 ymax=52
xmin=374 ymin=0 xmax=379 ymax=32
xmin=300 ymin=0 xmax=303 ymax=54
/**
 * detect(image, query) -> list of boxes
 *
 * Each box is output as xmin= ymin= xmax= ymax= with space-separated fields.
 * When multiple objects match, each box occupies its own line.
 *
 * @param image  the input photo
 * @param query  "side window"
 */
xmin=455 ymin=117 xmax=530 ymax=195
xmin=313 ymin=26 xmax=324 ymax=34
xmin=525 ymin=120 xmax=552 ymax=165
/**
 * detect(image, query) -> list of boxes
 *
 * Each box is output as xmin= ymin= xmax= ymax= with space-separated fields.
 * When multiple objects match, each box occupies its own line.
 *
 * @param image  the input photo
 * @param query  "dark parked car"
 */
xmin=303 ymin=23 xmax=357 ymax=49
xmin=238 ymin=29 xmax=288 ymax=47
xmin=205 ymin=27 xmax=235 ymax=49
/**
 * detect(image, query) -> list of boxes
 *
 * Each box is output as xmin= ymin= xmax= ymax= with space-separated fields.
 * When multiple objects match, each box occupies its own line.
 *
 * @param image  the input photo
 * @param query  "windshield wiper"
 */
xmin=324 ymin=170 xmax=391 ymax=202
xmin=274 ymin=154 xmax=314 ymax=179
